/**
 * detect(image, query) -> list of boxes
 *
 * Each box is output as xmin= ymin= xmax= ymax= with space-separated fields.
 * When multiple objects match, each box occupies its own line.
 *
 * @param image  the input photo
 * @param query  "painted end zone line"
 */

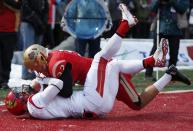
xmin=161 ymin=89 xmax=193 ymax=94
xmin=140 ymin=66 xmax=193 ymax=72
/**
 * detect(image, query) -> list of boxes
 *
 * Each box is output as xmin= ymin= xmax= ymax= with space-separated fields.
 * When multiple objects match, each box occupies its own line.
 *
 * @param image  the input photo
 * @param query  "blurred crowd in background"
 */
xmin=0 ymin=0 xmax=192 ymax=88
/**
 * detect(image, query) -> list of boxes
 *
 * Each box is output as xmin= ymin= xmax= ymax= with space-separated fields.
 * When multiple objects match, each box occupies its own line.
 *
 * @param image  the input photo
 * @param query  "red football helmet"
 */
xmin=4 ymin=85 xmax=33 ymax=116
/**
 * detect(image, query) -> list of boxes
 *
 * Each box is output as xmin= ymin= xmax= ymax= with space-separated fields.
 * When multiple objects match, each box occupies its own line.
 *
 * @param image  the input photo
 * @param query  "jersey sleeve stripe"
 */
xmin=28 ymin=95 xmax=43 ymax=109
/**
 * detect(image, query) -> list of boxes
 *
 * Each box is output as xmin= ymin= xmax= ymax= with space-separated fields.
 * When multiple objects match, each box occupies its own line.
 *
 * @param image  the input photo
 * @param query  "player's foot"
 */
xmin=119 ymin=3 xmax=138 ymax=27
xmin=153 ymin=38 xmax=168 ymax=67
xmin=166 ymin=65 xmax=191 ymax=85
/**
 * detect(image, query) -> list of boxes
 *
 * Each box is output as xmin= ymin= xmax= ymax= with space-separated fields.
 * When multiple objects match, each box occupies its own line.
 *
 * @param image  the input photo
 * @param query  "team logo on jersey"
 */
xmin=52 ymin=60 xmax=67 ymax=78
xmin=56 ymin=65 xmax=65 ymax=77
xmin=60 ymin=65 xmax=65 ymax=71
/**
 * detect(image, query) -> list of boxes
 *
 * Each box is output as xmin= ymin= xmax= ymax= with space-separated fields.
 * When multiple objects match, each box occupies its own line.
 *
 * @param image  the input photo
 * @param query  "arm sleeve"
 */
xmin=49 ymin=56 xmax=73 ymax=98
xmin=31 ymin=78 xmax=63 ymax=108
xmin=58 ymin=63 xmax=73 ymax=98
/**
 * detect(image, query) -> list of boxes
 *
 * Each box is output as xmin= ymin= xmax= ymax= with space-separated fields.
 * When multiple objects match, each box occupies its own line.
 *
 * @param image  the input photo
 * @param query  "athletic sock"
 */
xmin=153 ymin=73 xmax=172 ymax=91
xmin=116 ymin=20 xmax=129 ymax=38
xmin=143 ymin=56 xmax=155 ymax=68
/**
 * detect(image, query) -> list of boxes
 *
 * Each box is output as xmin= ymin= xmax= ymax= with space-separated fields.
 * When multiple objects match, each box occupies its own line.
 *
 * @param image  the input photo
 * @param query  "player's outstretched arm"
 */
xmin=32 ymin=78 xmax=64 ymax=107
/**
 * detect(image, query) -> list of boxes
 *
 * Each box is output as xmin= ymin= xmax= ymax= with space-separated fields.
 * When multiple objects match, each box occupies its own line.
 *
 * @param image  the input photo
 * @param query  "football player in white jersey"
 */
xmin=5 ymin=4 xmax=191 ymax=119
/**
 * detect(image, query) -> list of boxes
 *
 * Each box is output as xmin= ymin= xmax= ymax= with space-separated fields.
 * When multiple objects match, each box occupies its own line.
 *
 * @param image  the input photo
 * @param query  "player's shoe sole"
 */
xmin=119 ymin=3 xmax=138 ymax=27
xmin=154 ymin=38 xmax=169 ymax=67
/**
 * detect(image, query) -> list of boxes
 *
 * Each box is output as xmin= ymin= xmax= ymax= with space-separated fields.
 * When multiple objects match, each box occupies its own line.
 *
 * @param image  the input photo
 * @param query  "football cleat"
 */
xmin=119 ymin=3 xmax=138 ymax=27
xmin=153 ymin=38 xmax=168 ymax=67
xmin=166 ymin=65 xmax=191 ymax=85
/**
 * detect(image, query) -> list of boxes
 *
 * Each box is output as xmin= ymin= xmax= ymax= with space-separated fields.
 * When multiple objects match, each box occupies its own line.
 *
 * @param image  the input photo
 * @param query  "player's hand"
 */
xmin=31 ymin=79 xmax=42 ymax=92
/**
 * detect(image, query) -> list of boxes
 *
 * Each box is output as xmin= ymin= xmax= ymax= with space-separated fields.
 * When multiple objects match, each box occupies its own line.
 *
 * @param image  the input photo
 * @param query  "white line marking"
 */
xmin=161 ymin=89 xmax=193 ymax=94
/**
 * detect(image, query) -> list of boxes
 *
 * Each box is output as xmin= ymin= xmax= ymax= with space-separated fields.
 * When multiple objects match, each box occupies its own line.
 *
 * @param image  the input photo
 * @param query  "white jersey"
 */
xmin=27 ymin=89 xmax=108 ymax=119
xmin=27 ymin=91 xmax=85 ymax=119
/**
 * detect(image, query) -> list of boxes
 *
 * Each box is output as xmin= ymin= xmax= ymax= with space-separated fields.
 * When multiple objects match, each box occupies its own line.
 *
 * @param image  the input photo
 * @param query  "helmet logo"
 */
xmin=5 ymin=100 xmax=16 ymax=109
xmin=28 ymin=51 xmax=36 ymax=60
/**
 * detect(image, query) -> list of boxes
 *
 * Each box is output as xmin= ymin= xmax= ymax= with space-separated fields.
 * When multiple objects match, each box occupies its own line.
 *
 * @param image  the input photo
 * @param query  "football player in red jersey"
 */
xmin=24 ymin=45 xmax=93 ymax=97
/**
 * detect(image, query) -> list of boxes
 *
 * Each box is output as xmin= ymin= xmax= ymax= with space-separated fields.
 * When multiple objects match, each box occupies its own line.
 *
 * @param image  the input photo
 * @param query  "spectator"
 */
xmin=188 ymin=0 xmax=193 ymax=38
xmin=73 ymin=0 xmax=103 ymax=58
xmin=0 ymin=0 xmax=21 ymax=89
xmin=131 ymin=0 xmax=152 ymax=38
xmin=75 ymin=37 xmax=101 ymax=58
xmin=43 ymin=0 xmax=71 ymax=49
xmin=53 ymin=0 xmax=71 ymax=48
xmin=145 ymin=0 xmax=189 ymax=80
xmin=176 ymin=9 xmax=189 ymax=39
xmin=20 ymin=0 xmax=49 ymax=80
xmin=42 ymin=0 xmax=56 ymax=49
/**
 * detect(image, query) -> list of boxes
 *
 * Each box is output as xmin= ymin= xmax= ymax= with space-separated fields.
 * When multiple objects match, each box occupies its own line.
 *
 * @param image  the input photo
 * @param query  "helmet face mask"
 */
xmin=4 ymin=85 xmax=33 ymax=116
xmin=23 ymin=44 xmax=48 ymax=74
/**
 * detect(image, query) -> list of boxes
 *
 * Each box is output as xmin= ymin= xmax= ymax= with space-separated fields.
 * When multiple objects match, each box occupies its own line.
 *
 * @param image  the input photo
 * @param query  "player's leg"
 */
xmin=89 ymin=36 xmax=169 ymax=111
xmin=83 ymin=52 xmax=124 ymax=114
xmin=114 ymin=38 xmax=168 ymax=76
xmin=117 ymin=73 xmax=141 ymax=110
xmin=115 ymin=38 xmax=168 ymax=109
xmin=83 ymin=4 xmax=138 ymax=111
xmin=98 ymin=3 xmax=137 ymax=61
xmin=96 ymin=51 xmax=175 ymax=112
xmin=85 ymin=46 xmax=169 ymax=113
xmin=139 ymin=65 xmax=191 ymax=108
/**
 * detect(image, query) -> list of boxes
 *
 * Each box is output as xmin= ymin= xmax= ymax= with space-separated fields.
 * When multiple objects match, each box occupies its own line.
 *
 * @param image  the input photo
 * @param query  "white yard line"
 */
xmin=161 ymin=89 xmax=193 ymax=94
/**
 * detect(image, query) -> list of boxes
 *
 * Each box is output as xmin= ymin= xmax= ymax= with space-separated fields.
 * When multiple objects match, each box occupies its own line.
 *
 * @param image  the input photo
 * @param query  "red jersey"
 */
xmin=47 ymin=50 xmax=92 ymax=85
xmin=0 ymin=2 xmax=20 ymax=32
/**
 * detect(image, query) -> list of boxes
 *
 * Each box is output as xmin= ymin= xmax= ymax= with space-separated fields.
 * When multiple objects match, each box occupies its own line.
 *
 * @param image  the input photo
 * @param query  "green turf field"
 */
xmin=0 ymin=69 xmax=192 ymax=99
xmin=132 ymin=69 xmax=193 ymax=92
xmin=0 ymin=88 xmax=9 ymax=100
